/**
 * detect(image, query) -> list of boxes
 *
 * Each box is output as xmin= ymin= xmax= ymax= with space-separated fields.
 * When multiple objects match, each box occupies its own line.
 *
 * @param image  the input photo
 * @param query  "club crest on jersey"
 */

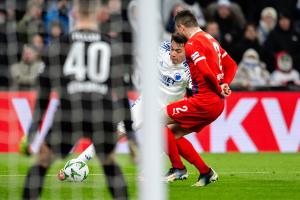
xmin=174 ymin=73 xmax=182 ymax=81
xmin=191 ymin=51 xmax=200 ymax=60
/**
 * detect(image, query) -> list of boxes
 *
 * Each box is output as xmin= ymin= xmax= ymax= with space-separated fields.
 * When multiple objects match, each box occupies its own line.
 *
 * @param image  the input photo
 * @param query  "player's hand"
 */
xmin=19 ymin=135 xmax=31 ymax=156
xmin=220 ymin=83 xmax=231 ymax=98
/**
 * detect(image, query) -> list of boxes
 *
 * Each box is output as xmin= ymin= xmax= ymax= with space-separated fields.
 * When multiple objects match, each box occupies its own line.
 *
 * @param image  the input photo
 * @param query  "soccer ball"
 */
xmin=63 ymin=159 xmax=89 ymax=182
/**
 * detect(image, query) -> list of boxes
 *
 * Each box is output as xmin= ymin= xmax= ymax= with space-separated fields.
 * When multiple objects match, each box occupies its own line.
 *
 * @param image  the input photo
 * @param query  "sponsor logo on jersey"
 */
xmin=160 ymin=73 xmax=176 ymax=86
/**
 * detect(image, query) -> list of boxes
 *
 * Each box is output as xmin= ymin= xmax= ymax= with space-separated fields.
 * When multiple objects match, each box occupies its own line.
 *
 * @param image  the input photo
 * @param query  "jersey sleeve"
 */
xmin=220 ymin=47 xmax=237 ymax=84
xmin=183 ymin=61 xmax=193 ymax=89
xmin=185 ymin=43 xmax=223 ymax=94
xmin=157 ymin=41 xmax=171 ymax=66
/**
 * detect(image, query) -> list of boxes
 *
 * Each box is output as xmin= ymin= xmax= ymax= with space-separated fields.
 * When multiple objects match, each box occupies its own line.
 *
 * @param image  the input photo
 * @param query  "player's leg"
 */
xmin=123 ymin=97 xmax=138 ymax=163
xmin=97 ymin=147 xmax=128 ymax=200
xmin=130 ymin=96 xmax=143 ymax=130
xmin=169 ymin=124 xmax=218 ymax=186
xmin=163 ymin=100 xmax=189 ymax=182
xmin=58 ymin=96 xmax=138 ymax=180
xmin=176 ymin=137 xmax=210 ymax=174
xmin=77 ymin=143 xmax=96 ymax=162
xmin=93 ymin=130 xmax=128 ymax=200
xmin=164 ymin=98 xmax=221 ymax=185
xmin=23 ymin=116 xmax=74 ymax=199
xmin=22 ymin=142 xmax=55 ymax=199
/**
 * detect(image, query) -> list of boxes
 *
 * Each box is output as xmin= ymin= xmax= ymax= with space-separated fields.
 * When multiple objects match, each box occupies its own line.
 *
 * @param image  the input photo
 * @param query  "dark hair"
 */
xmin=174 ymin=10 xmax=198 ymax=28
xmin=171 ymin=33 xmax=188 ymax=44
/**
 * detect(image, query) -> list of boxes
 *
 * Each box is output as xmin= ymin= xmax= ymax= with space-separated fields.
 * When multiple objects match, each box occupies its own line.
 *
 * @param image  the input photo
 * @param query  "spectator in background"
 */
xmin=30 ymin=33 xmax=44 ymax=52
xmin=0 ymin=2 xmax=19 ymax=89
xmin=205 ymin=0 xmax=245 ymax=53
xmin=264 ymin=13 xmax=300 ymax=72
xmin=294 ymin=0 xmax=300 ymax=33
xmin=183 ymin=0 xmax=206 ymax=28
xmin=44 ymin=0 xmax=70 ymax=35
xmin=270 ymin=51 xmax=300 ymax=86
xmin=232 ymin=48 xmax=270 ymax=89
xmin=0 ymin=7 xmax=10 ymax=88
xmin=257 ymin=7 xmax=278 ymax=46
xmin=98 ymin=0 xmax=124 ymax=39
xmin=233 ymin=23 xmax=263 ymax=63
xmin=105 ymin=0 xmax=123 ymax=39
xmin=205 ymin=21 xmax=221 ymax=42
xmin=165 ymin=1 xmax=206 ymax=34
xmin=165 ymin=3 xmax=186 ymax=33
xmin=17 ymin=0 xmax=45 ymax=44
xmin=0 ymin=7 xmax=8 ymax=66
xmin=206 ymin=0 xmax=246 ymax=28
xmin=10 ymin=44 xmax=45 ymax=89
xmin=46 ymin=20 xmax=63 ymax=45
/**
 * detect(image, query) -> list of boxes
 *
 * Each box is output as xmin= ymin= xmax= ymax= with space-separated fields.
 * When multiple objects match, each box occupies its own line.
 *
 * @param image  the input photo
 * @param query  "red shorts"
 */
xmin=166 ymin=96 xmax=224 ymax=132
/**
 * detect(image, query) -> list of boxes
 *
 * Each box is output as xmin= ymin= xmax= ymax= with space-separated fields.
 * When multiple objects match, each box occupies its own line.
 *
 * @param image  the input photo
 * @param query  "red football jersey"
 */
xmin=185 ymin=30 xmax=234 ymax=102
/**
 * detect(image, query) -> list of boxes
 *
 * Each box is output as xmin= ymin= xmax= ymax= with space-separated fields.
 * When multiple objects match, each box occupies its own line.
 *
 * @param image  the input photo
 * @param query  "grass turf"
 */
xmin=0 ymin=153 xmax=300 ymax=199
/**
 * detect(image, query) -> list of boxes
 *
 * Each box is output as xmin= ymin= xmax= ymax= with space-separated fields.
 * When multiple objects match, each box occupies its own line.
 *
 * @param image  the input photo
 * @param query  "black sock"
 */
xmin=103 ymin=163 xmax=128 ymax=200
xmin=124 ymin=120 xmax=138 ymax=148
xmin=22 ymin=165 xmax=47 ymax=200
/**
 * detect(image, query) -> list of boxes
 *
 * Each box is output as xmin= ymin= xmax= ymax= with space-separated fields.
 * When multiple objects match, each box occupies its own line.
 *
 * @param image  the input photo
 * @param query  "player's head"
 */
xmin=170 ymin=33 xmax=187 ymax=64
xmin=174 ymin=10 xmax=199 ymax=38
xmin=73 ymin=0 xmax=100 ymax=20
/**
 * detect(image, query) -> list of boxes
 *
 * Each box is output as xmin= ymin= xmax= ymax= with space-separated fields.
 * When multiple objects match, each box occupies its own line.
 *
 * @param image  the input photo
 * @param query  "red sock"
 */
xmin=176 ymin=137 xmax=210 ymax=174
xmin=165 ymin=128 xmax=185 ymax=169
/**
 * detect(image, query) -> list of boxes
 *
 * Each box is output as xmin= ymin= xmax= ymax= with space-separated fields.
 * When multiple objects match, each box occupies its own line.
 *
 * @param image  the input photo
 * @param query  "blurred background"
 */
xmin=0 ymin=0 xmax=300 ymax=199
xmin=0 ymin=0 xmax=299 ymax=156
xmin=1 ymin=0 xmax=300 ymax=91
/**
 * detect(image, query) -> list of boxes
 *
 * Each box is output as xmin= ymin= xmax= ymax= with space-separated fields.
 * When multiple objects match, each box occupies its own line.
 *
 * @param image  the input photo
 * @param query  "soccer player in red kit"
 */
xmin=164 ymin=10 xmax=237 ymax=186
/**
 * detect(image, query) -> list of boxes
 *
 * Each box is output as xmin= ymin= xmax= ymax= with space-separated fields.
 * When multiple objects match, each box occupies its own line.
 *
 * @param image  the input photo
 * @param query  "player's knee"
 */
xmin=36 ymin=143 xmax=55 ymax=168
xmin=99 ymin=152 xmax=116 ymax=165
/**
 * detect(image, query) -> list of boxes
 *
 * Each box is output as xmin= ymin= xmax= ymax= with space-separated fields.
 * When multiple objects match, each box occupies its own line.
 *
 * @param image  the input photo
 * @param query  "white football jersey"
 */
xmin=157 ymin=41 xmax=192 ymax=107
xmin=130 ymin=41 xmax=191 ymax=130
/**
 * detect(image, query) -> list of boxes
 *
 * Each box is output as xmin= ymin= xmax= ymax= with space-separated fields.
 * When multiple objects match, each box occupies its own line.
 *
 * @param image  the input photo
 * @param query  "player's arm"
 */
xmin=183 ymin=61 xmax=194 ymax=97
xmin=186 ymin=46 xmax=222 ymax=94
xmin=220 ymin=49 xmax=237 ymax=85
xmin=196 ymin=59 xmax=222 ymax=93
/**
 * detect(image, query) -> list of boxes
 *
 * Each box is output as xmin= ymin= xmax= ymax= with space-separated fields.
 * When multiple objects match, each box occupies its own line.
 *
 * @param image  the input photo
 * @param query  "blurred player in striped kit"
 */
xmin=21 ymin=0 xmax=129 ymax=199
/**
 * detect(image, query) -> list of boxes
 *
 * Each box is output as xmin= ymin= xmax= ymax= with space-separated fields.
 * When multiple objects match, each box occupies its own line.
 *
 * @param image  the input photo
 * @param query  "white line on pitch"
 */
xmin=1 ymin=171 xmax=300 ymax=177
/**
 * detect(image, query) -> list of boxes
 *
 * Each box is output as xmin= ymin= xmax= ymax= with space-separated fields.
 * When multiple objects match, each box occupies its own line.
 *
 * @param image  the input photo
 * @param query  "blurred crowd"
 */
xmin=1 ymin=0 xmax=300 ymax=91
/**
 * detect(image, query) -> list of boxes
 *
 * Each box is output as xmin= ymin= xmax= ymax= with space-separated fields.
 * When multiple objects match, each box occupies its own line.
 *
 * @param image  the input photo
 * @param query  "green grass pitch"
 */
xmin=1 ymin=153 xmax=300 ymax=199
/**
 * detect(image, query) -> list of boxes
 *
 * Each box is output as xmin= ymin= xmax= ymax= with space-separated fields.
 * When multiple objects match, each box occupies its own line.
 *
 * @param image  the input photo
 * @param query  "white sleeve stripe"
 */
xmin=194 ymin=56 xmax=206 ymax=65
xmin=192 ymin=55 xmax=200 ymax=60
xmin=222 ymin=52 xmax=228 ymax=58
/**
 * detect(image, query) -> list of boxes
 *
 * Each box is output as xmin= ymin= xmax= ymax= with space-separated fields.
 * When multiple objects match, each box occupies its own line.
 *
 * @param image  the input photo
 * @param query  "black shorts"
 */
xmin=45 ymin=97 xmax=118 ymax=158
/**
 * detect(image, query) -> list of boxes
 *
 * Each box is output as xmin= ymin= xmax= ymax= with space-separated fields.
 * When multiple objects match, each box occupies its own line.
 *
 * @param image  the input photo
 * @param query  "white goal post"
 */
xmin=137 ymin=0 xmax=166 ymax=200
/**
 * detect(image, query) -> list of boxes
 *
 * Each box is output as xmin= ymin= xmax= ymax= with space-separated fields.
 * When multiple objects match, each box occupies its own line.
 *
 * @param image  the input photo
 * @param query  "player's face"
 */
xmin=170 ymin=41 xmax=185 ymax=64
xmin=176 ymin=24 xmax=183 ymax=34
xmin=175 ymin=24 xmax=186 ymax=38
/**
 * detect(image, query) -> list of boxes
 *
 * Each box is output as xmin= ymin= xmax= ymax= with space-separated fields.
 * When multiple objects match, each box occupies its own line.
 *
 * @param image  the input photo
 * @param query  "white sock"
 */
xmin=77 ymin=144 xmax=96 ymax=162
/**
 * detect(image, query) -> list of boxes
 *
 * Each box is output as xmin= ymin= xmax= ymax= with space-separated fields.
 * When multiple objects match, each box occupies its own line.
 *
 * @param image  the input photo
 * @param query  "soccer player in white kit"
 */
xmin=58 ymin=34 xmax=193 ymax=180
